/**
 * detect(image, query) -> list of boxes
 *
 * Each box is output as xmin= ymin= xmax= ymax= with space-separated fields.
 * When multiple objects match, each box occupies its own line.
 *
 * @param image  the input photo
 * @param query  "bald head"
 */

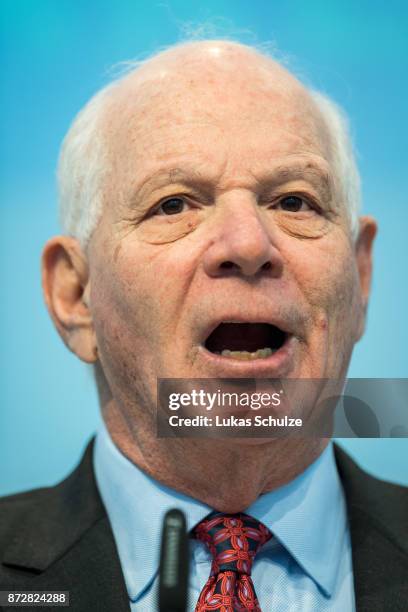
xmin=106 ymin=41 xmax=326 ymax=148
xmin=114 ymin=39 xmax=301 ymax=93
xmin=58 ymin=40 xmax=361 ymax=247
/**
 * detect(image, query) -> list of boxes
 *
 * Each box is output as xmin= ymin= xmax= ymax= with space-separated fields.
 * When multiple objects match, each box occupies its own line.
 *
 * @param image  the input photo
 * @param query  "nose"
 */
xmin=203 ymin=197 xmax=283 ymax=278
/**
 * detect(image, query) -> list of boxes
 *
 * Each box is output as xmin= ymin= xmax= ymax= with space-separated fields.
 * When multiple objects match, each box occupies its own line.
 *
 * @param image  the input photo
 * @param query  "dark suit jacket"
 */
xmin=0 ymin=441 xmax=407 ymax=611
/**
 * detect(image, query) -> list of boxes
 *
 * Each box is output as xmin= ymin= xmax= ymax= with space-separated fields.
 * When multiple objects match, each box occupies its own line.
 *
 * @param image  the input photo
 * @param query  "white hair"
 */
xmin=57 ymin=41 xmax=361 ymax=248
xmin=309 ymin=90 xmax=361 ymax=238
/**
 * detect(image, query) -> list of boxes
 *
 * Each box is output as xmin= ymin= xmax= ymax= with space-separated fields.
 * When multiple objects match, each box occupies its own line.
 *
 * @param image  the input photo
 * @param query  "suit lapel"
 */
xmin=2 ymin=438 xmax=130 ymax=612
xmin=334 ymin=444 xmax=408 ymax=612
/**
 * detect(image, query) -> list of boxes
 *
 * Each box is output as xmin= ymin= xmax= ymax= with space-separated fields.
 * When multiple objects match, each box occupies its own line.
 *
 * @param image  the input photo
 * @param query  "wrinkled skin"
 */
xmin=42 ymin=43 xmax=376 ymax=511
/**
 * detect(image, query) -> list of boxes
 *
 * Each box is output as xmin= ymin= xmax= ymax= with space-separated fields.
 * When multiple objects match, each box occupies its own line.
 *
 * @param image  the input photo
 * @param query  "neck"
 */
xmin=102 ymin=399 xmax=328 ymax=513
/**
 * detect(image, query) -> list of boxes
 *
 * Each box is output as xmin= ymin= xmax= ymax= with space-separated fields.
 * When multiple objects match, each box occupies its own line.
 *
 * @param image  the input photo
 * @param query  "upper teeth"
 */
xmin=219 ymin=347 xmax=274 ymax=360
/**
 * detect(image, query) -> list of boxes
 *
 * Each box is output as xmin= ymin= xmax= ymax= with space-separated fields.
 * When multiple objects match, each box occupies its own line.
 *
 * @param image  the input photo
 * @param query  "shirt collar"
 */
xmin=94 ymin=421 xmax=346 ymax=600
xmin=93 ymin=420 xmax=211 ymax=602
xmin=246 ymin=443 xmax=347 ymax=596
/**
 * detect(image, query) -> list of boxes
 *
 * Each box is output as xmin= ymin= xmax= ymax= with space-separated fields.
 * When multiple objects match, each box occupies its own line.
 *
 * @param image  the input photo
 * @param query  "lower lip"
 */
xmin=198 ymin=335 xmax=297 ymax=376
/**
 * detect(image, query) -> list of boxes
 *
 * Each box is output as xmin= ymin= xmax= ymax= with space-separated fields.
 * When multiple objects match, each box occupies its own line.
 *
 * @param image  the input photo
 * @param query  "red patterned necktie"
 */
xmin=192 ymin=512 xmax=272 ymax=612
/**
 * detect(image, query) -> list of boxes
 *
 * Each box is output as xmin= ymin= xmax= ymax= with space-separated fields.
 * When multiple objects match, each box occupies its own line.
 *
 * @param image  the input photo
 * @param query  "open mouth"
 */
xmin=204 ymin=323 xmax=288 ymax=361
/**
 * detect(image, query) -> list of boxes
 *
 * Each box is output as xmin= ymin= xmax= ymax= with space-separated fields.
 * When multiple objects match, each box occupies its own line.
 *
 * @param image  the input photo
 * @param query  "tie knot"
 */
xmin=193 ymin=512 xmax=272 ymax=576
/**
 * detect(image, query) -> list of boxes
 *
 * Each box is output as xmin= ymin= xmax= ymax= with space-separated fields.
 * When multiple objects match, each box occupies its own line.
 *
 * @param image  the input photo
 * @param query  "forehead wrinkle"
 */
xmin=125 ymin=155 xmax=335 ymax=210
xmin=212 ymin=156 xmax=334 ymax=200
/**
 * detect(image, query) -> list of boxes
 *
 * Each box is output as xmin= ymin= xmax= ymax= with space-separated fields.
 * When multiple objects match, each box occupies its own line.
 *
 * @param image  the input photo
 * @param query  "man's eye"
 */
xmin=278 ymin=195 xmax=311 ymax=212
xmin=158 ymin=197 xmax=186 ymax=215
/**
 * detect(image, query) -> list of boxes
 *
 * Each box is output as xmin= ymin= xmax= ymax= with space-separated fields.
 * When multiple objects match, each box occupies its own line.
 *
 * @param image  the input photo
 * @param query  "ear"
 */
xmin=41 ymin=236 xmax=98 ymax=363
xmin=354 ymin=216 xmax=377 ymax=340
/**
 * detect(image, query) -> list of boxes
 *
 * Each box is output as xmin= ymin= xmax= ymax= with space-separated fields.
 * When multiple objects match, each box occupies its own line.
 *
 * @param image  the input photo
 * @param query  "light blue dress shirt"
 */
xmin=93 ymin=421 xmax=355 ymax=611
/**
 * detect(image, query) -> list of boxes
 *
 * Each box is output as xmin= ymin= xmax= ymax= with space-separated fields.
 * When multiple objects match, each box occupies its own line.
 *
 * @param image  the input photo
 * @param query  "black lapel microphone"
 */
xmin=158 ymin=508 xmax=189 ymax=612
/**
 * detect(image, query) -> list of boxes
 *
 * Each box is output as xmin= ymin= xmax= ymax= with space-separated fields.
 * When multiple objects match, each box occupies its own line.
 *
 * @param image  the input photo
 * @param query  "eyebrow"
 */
xmin=129 ymin=167 xmax=213 ymax=206
xmin=131 ymin=159 xmax=334 ymax=206
xmin=271 ymin=161 xmax=330 ymax=184
xmin=137 ymin=167 xmax=209 ymax=192
xmin=261 ymin=160 xmax=333 ymax=201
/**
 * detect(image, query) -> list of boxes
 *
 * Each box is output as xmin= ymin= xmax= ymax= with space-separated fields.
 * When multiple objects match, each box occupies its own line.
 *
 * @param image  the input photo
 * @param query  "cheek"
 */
xmin=88 ymin=250 xmax=157 ymax=386
xmin=90 ymin=234 xmax=198 ymax=353
xmin=285 ymin=237 xmax=361 ymax=326
xmin=91 ymin=257 xmax=156 ymax=345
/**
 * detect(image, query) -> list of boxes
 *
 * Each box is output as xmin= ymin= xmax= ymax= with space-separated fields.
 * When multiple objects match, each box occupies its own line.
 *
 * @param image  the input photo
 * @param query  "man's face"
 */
xmin=87 ymin=51 xmax=370 ymax=413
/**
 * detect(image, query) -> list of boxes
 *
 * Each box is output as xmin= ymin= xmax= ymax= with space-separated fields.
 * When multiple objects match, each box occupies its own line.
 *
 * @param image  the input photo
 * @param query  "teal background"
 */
xmin=1 ymin=0 xmax=407 ymax=495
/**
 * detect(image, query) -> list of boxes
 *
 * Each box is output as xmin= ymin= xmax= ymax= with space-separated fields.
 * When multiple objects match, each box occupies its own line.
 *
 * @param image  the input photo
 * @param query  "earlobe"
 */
xmin=41 ymin=236 xmax=98 ymax=363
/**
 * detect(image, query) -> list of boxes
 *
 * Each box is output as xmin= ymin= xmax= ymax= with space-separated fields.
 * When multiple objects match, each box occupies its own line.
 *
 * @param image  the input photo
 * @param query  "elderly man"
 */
xmin=0 ymin=40 xmax=407 ymax=612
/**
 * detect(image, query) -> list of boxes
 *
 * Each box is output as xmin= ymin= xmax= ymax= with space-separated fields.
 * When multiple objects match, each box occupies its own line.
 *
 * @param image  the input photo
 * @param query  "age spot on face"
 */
xmin=113 ymin=243 xmax=122 ymax=263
